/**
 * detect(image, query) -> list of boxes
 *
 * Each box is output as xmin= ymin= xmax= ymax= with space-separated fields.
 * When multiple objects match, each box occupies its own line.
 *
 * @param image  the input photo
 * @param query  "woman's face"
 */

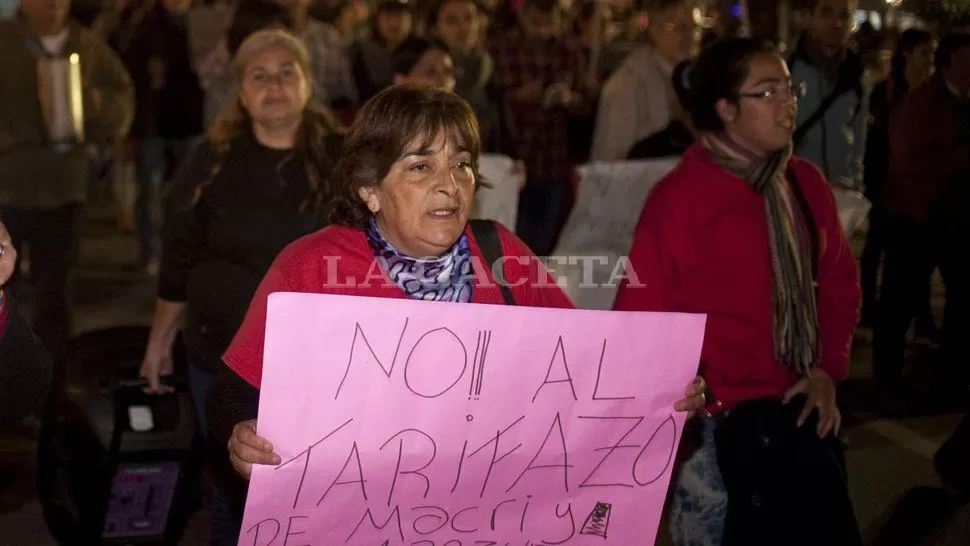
xmin=435 ymin=0 xmax=480 ymax=54
xmin=905 ymin=40 xmax=937 ymax=84
xmin=239 ymin=45 xmax=311 ymax=129
xmin=720 ymin=53 xmax=798 ymax=157
xmin=377 ymin=9 xmax=413 ymax=46
xmin=359 ymin=132 xmax=476 ymax=258
xmin=394 ymin=49 xmax=456 ymax=92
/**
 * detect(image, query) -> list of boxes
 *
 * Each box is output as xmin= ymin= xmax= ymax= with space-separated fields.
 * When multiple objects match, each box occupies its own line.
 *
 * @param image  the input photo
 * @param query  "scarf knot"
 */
xmin=366 ymin=219 xmax=475 ymax=303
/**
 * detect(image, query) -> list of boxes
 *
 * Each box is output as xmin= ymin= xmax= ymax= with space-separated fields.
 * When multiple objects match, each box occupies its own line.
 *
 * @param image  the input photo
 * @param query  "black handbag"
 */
xmin=713 ymin=395 xmax=862 ymax=546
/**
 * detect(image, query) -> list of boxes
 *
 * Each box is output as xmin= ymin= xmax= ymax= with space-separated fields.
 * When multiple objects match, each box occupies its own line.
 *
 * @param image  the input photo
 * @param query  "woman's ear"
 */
xmin=358 ymin=186 xmax=381 ymax=214
xmin=715 ymin=98 xmax=739 ymax=125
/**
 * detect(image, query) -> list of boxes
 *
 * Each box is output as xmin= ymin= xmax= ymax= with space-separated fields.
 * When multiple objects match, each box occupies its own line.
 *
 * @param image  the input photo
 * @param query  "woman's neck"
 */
xmin=252 ymin=120 xmax=300 ymax=150
xmin=717 ymin=130 xmax=766 ymax=161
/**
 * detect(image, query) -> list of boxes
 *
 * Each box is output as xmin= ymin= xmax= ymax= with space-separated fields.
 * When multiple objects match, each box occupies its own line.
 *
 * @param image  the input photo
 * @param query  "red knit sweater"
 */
xmin=224 ymin=222 xmax=574 ymax=388
xmin=613 ymin=146 xmax=860 ymax=411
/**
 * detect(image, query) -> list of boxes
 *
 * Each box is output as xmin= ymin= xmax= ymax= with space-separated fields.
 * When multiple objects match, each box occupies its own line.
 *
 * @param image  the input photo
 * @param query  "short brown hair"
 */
xmin=327 ymin=85 xmax=483 ymax=229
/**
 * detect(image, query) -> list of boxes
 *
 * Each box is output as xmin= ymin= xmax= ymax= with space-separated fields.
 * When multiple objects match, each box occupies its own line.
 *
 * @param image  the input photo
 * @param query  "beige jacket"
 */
xmin=590 ymin=45 xmax=676 ymax=162
xmin=0 ymin=19 xmax=133 ymax=209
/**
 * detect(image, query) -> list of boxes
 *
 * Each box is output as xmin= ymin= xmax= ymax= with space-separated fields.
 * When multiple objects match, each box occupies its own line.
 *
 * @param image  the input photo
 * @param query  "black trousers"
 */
xmin=1 ymin=204 xmax=83 ymax=362
xmin=873 ymin=214 xmax=969 ymax=384
xmin=860 ymin=202 xmax=934 ymax=326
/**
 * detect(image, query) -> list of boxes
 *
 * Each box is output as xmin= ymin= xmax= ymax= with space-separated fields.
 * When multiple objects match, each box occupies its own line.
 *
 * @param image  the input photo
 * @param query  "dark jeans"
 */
xmin=187 ymin=364 xmax=242 ymax=546
xmin=860 ymin=203 xmax=934 ymax=327
xmin=515 ymin=182 xmax=567 ymax=257
xmin=1 ymin=204 xmax=83 ymax=361
xmin=936 ymin=216 xmax=970 ymax=384
xmin=874 ymin=214 xmax=968 ymax=385
xmin=136 ymin=137 xmax=197 ymax=262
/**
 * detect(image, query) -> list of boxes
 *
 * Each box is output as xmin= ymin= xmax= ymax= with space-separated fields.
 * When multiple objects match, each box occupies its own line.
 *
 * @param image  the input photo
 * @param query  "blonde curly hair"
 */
xmin=193 ymin=29 xmax=344 ymax=218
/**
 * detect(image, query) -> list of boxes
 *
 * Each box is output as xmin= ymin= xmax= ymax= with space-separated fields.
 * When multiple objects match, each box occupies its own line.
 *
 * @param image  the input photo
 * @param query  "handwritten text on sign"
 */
xmin=242 ymin=294 xmax=705 ymax=545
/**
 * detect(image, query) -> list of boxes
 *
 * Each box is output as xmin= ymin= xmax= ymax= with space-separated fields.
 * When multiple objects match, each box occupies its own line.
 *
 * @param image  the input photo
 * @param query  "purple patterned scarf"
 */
xmin=366 ymin=219 xmax=475 ymax=303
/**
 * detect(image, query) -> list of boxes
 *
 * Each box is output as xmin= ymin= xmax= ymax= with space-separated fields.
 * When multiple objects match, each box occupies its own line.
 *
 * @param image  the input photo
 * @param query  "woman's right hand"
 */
xmin=139 ymin=341 xmax=175 ymax=394
xmin=229 ymin=419 xmax=281 ymax=480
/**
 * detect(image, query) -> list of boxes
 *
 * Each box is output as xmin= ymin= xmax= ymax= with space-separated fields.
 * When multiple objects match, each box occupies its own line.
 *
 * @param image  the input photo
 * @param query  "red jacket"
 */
xmin=613 ymin=146 xmax=860 ymax=410
xmin=224 ymin=223 xmax=574 ymax=388
xmin=887 ymin=77 xmax=970 ymax=221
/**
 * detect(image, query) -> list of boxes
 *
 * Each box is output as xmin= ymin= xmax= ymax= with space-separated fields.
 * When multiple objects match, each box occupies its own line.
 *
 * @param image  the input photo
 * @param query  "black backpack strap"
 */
xmin=786 ymin=168 xmax=820 ymax=280
xmin=793 ymin=89 xmax=844 ymax=147
xmin=469 ymin=219 xmax=516 ymax=305
xmin=790 ymin=48 xmax=865 ymax=148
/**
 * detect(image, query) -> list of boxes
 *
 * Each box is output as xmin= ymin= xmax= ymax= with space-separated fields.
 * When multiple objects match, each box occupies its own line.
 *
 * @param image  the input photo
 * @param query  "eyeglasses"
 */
xmin=737 ymin=82 xmax=806 ymax=103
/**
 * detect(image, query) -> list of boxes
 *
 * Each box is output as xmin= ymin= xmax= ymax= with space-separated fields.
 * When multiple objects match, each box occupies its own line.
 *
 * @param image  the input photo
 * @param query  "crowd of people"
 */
xmin=1 ymin=0 xmax=969 ymax=543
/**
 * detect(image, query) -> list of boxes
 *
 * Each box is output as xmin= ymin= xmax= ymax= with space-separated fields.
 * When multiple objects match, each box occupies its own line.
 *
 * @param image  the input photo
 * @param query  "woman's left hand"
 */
xmin=783 ymin=368 xmax=841 ymax=438
xmin=674 ymin=376 xmax=707 ymax=418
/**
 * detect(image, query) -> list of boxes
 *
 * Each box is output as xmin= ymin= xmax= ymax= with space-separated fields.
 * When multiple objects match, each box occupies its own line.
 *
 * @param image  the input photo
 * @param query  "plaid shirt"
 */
xmin=488 ymin=28 xmax=589 ymax=184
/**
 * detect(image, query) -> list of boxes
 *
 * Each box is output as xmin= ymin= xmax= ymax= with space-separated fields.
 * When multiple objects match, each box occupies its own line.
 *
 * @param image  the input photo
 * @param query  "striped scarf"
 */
xmin=699 ymin=133 xmax=820 ymax=377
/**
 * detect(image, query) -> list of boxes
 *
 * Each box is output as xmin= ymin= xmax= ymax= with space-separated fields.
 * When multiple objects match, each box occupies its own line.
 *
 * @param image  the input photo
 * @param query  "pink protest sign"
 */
xmin=241 ymin=293 xmax=705 ymax=546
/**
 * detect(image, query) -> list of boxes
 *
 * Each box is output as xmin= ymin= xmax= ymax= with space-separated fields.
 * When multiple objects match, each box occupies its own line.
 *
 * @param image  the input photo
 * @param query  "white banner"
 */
xmin=473 ymin=154 xmax=522 ymax=231
xmin=552 ymin=159 xmax=677 ymax=310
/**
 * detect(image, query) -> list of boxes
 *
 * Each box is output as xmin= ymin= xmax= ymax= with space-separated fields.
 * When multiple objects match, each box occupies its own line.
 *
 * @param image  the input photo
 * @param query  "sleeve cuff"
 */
xmin=818 ymin=357 xmax=849 ymax=384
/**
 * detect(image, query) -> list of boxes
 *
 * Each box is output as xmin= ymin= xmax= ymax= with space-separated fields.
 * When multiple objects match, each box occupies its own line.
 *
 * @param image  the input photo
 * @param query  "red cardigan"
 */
xmin=224 ymin=222 xmax=574 ymax=388
xmin=613 ymin=146 xmax=860 ymax=411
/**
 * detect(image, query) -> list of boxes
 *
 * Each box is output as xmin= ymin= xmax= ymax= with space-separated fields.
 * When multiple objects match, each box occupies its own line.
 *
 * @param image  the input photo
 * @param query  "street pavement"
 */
xmin=0 ymin=192 xmax=967 ymax=545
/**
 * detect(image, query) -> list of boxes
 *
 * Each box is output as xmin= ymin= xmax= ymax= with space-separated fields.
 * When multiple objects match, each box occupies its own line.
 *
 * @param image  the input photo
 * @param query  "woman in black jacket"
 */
xmin=138 ymin=29 xmax=343 ymax=546
xmin=0 ymin=221 xmax=52 ymax=427
xmin=860 ymin=29 xmax=935 ymax=330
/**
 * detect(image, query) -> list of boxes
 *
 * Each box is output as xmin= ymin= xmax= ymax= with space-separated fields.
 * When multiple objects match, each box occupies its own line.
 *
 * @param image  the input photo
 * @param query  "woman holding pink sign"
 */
xmin=210 ymin=85 xmax=708 ymax=496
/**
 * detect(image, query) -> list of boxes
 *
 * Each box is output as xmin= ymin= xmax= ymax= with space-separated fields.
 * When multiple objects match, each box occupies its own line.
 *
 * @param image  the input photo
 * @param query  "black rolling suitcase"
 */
xmin=37 ymin=326 xmax=202 ymax=545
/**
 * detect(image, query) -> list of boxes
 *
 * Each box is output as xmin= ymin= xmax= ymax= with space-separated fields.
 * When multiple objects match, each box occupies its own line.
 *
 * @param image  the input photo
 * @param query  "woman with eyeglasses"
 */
xmin=614 ymin=38 xmax=862 ymax=545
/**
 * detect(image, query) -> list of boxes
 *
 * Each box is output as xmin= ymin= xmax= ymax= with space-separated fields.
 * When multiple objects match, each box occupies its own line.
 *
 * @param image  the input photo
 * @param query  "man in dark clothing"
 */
xmin=0 ymin=221 xmax=52 ymax=426
xmin=875 ymin=33 xmax=970 ymax=391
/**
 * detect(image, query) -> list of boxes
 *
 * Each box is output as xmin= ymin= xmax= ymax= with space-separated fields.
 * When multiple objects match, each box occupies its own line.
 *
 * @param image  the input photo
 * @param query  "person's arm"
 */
xmin=611 ymin=180 xmax=686 ymax=312
xmin=0 ymin=293 xmax=53 ymax=426
xmin=208 ymin=362 xmax=260 ymax=454
xmin=808 ymin=168 xmax=861 ymax=384
xmin=86 ymin=32 xmax=135 ymax=140
xmin=140 ymin=144 xmax=211 ymax=391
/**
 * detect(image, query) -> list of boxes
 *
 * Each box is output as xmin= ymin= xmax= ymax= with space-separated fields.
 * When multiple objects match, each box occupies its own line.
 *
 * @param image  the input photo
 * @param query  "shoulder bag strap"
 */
xmin=469 ymin=219 xmax=516 ymax=306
